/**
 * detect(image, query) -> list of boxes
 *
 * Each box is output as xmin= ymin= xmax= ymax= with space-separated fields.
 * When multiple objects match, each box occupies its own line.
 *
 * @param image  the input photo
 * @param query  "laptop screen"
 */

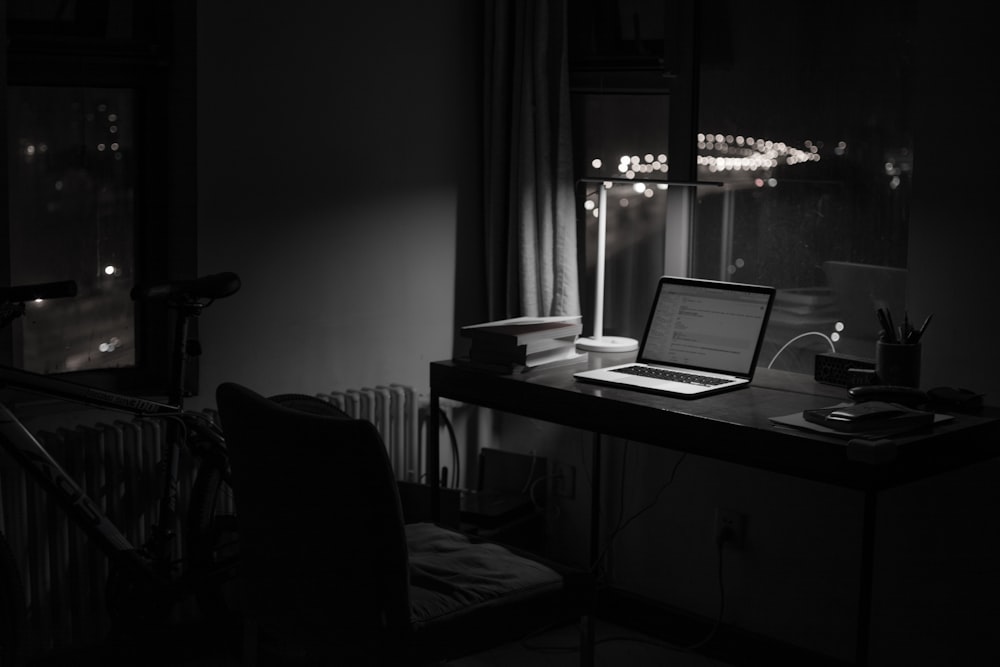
xmin=639 ymin=278 xmax=775 ymax=376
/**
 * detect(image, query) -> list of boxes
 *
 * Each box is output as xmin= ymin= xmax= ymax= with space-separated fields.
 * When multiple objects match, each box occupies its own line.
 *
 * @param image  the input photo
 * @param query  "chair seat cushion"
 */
xmin=405 ymin=522 xmax=563 ymax=628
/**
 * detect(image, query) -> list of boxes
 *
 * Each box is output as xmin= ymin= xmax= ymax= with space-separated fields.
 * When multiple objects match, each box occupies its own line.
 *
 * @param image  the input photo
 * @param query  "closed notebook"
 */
xmin=802 ymin=401 xmax=934 ymax=433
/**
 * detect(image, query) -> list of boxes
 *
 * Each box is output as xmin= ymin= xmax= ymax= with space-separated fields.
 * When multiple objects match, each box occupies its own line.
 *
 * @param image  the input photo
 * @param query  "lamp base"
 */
xmin=576 ymin=336 xmax=639 ymax=353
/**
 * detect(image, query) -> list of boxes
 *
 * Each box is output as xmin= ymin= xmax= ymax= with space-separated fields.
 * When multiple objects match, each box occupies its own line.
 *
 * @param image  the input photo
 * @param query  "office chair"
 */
xmin=216 ymin=382 xmax=593 ymax=666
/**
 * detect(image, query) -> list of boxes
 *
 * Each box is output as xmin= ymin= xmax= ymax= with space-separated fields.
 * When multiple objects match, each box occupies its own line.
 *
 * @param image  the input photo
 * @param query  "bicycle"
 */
xmin=0 ymin=273 xmax=241 ymax=664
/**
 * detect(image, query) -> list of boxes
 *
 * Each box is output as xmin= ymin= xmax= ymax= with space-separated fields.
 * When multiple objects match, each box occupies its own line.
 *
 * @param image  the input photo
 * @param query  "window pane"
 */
xmin=7 ymin=86 xmax=136 ymax=373
xmin=695 ymin=2 xmax=914 ymax=373
xmin=574 ymin=93 xmax=671 ymax=339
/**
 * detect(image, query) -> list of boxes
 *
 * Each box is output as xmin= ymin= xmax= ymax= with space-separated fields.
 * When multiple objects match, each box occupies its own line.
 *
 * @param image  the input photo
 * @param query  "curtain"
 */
xmin=483 ymin=0 xmax=580 ymax=320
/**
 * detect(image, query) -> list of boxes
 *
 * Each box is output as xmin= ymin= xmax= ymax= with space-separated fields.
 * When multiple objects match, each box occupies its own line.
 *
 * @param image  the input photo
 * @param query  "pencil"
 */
xmin=915 ymin=313 xmax=933 ymax=342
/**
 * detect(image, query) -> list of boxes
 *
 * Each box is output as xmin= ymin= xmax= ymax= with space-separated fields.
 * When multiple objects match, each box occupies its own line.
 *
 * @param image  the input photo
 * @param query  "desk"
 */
xmin=427 ymin=359 xmax=1000 ymax=665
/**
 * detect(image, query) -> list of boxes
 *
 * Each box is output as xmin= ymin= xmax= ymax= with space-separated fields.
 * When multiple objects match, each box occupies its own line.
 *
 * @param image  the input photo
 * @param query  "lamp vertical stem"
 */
xmin=593 ymin=184 xmax=607 ymax=340
xmin=575 ymin=181 xmax=638 ymax=353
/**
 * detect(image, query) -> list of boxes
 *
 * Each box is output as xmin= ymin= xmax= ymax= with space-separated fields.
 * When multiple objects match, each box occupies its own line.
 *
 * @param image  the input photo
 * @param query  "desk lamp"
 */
xmin=575 ymin=177 xmax=723 ymax=353
xmin=576 ymin=181 xmax=639 ymax=352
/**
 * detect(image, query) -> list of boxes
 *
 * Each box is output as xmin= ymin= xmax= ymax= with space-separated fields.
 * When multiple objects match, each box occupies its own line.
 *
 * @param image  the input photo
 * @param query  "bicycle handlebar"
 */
xmin=0 ymin=280 xmax=78 ymax=304
xmin=130 ymin=272 xmax=241 ymax=302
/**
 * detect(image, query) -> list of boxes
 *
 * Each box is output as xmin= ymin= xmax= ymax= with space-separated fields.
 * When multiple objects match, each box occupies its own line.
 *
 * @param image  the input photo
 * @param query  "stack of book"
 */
xmin=459 ymin=315 xmax=587 ymax=373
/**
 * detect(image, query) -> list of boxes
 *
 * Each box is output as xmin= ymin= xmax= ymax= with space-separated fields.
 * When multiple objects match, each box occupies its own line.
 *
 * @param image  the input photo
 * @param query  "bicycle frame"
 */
xmin=0 ymin=403 xmax=155 ymax=580
xmin=0 ymin=273 xmax=239 ymax=613
xmin=0 ymin=363 xmax=223 ymax=587
xmin=0 ymin=364 xmax=180 ymax=416
xmin=0 ymin=273 xmax=240 ymax=660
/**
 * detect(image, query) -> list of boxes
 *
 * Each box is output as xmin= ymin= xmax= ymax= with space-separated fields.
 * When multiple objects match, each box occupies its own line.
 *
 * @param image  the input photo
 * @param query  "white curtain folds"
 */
xmin=483 ymin=0 xmax=580 ymax=319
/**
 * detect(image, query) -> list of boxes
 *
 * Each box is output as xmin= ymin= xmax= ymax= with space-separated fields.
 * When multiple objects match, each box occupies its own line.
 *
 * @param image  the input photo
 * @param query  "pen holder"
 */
xmin=875 ymin=341 xmax=921 ymax=387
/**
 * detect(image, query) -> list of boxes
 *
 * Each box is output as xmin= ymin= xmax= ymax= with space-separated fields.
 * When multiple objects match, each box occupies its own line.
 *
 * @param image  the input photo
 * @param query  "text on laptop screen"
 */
xmin=641 ymin=284 xmax=772 ymax=375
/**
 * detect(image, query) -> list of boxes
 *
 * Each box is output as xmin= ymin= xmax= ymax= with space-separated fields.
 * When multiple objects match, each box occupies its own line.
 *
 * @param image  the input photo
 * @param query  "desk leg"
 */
xmin=428 ymin=391 xmax=440 ymax=523
xmin=856 ymin=490 xmax=877 ymax=666
xmin=582 ymin=433 xmax=602 ymax=667
xmin=590 ymin=432 xmax=602 ymax=569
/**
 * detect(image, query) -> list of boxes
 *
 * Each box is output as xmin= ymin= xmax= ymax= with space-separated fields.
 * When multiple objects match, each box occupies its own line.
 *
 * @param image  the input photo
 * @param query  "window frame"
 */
xmin=567 ymin=0 xmax=915 ymax=375
xmin=2 ymin=1 xmax=197 ymax=396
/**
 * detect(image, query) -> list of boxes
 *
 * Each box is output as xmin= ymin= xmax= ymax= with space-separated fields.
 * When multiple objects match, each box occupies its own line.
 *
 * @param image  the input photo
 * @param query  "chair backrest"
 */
xmin=216 ymin=382 xmax=411 ymax=660
xmin=268 ymin=393 xmax=351 ymax=418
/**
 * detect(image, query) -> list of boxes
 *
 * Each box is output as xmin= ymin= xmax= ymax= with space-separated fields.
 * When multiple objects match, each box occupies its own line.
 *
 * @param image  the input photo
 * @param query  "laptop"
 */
xmin=573 ymin=276 xmax=776 ymax=398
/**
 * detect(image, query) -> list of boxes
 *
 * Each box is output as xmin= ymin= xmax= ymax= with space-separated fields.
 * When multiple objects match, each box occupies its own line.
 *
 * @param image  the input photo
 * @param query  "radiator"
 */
xmin=318 ymin=384 xmax=424 ymax=482
xmin=0 ymin=415 xmax=209 ymax=657
xmin=320 ymin=385 xmax=469 ymax=516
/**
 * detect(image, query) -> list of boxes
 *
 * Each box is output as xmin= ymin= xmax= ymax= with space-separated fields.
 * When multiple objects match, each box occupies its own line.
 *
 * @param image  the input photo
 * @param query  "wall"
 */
xmin=193 ymin=1 xmax=480 ymax=408
xmin=907 ymin=3 xmax=1000 ymax=401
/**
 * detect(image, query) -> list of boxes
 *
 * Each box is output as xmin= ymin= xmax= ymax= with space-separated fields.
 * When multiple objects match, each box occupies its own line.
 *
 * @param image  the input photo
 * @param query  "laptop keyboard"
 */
xmin=612 ymin=365 xmax=731 ymax=386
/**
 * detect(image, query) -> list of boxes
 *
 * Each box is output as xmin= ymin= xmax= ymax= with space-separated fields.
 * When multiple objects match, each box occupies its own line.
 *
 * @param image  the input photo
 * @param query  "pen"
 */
xmin=876 ymin=308 xmax=896 ymax=343
xmin=913 ymin=313 xmax=933 ymax=343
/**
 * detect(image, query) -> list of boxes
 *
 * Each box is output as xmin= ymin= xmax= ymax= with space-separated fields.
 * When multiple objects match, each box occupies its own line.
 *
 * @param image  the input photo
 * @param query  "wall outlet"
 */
xmin=553 ymin=462 xmax=576 ymax=499
xmin=714 ymin=507 xmax=746 ymax=548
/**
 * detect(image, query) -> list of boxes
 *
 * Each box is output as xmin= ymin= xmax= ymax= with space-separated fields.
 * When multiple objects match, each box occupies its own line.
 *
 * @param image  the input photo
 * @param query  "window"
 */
xmin=573 ymin=93 xmax=672 ymax=340
xmin=8 ymin=86 xmax=136 ymax=373
xmin=570 ymin=0 xmax=914 ymax=374
xmin=693 ymin=2 xmax=913 ymax=373
xmin=4 ymin=1 xmax=196 ymax=392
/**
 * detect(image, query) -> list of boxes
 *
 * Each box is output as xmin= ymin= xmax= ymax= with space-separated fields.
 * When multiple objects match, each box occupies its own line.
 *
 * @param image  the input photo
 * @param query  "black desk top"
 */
xmin=430 ymin=359 xmax=1000 ymax=492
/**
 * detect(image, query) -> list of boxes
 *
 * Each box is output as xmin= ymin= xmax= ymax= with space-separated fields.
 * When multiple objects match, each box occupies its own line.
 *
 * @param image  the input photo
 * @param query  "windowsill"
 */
xmin=753 ymin=366 xmax=848 ymax=400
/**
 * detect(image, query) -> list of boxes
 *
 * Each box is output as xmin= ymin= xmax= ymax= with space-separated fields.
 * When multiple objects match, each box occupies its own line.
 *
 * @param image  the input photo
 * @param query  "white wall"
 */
xmin=193 ymin=2 xmax=477 ymax=407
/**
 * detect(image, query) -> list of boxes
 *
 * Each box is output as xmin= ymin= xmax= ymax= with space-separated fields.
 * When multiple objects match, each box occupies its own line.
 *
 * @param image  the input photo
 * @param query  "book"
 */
xmin=468 ymin=334 xmax=579 ymax=365
xmin=461 ymin=315 xmax=583 ymax=346
xmin=457 ymin=347 xmax=588 ymax=374
xmin=469 ymin=336 xmax=579 ymax=367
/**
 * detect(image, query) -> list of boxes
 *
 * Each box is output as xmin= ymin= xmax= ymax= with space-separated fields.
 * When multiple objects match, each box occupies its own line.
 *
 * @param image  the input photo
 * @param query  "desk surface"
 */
xmin=430 ymin=359 xmax=1000 ymax=491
